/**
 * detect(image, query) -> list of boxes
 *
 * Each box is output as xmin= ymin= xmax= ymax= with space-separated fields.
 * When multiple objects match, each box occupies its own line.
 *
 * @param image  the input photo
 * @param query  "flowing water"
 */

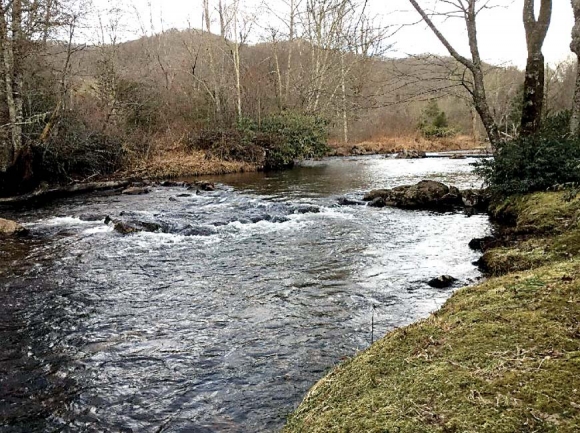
xmin=0 ymin=156 xmax=491 ymax=432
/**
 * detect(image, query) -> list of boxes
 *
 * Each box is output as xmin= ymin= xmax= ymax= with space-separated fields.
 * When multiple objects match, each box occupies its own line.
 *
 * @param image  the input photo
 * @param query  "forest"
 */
xmin=0 ymin=0 xmax=577 ymax=196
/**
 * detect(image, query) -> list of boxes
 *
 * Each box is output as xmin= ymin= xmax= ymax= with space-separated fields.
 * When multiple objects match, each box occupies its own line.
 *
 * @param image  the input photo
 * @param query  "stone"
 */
xmin=468 ymin=236 xmax=496 ymax=251
xmin=396 ymin=149 xmax=427 ymax=159
xmin=122 ymin=187 xmax=150 ymax=195
xmin=0 ymin=218 xmax=28 ymax=236
xmin=113 ymin=221 xmax=141 ymax=235
xmin=196 ymin=181 xmax=215 ymax=192
xmin=337 ymin=197 xmax=366 ymax=206
xmin=428 ymin=275 xmax=458 ymax=289
xmin=460 ymin=188 xmax=490 ymax=211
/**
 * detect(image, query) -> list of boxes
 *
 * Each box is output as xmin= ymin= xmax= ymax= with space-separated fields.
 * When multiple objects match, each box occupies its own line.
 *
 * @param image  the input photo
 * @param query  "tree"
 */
xmin=0 ymin=0 xmax=24 ymax=172
xmin=571 ymin=0 xmax=580 ymax=136
xmin=407 ymin=0 xmax=500 ymax=147
xmin=520 ymin=0 xmax=552 ymax=136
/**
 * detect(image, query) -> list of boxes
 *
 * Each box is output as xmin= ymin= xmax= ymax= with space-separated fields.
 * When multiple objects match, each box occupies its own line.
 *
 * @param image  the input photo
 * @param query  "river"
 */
xmin=0 ymin=156 xmax=491 ymax=432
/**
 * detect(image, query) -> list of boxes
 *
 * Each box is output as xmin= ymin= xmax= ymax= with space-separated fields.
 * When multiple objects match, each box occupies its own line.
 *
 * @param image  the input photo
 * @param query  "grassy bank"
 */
xmin=329 ymin=135 xmax=483 ymax=156
xmin=125 ymin=150 xmax=257 ymax=180
xmin=284 ymin=191 xmax=580 ymax=433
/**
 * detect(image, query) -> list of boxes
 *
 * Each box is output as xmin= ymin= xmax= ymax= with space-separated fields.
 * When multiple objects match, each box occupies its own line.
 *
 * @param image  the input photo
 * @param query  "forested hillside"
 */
xmin=0 ymin=0 xmax=576 ymax=195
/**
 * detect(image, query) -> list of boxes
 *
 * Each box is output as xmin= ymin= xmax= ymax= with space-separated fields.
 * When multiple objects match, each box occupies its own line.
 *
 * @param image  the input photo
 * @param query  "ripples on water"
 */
xmin=0 ymin=156 xmax=490 ymax=432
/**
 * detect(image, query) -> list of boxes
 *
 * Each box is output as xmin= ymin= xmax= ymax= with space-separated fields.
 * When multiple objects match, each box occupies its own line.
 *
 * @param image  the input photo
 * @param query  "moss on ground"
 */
xmin=284 ymin=191 xmax=580 ymax=433
xmin=481 ymin=192 xmax=580 ymax=276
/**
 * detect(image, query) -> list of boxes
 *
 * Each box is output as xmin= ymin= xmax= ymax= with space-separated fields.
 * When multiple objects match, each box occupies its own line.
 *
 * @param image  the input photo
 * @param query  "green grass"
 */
xmin=284 ymin=191 xmax=580 ymax=433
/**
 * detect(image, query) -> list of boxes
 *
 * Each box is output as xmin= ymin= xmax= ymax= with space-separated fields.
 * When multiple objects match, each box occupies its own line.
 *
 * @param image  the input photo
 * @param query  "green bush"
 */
xmin=474 ymin=133 xmax=580 ymax=196
xmin=191 ymin=113 xmax=329 ymax=170
xmin=418 ymin=100 xmax=456 ymax=138
xmin=258 ymin=113 xmax=329 ymax=169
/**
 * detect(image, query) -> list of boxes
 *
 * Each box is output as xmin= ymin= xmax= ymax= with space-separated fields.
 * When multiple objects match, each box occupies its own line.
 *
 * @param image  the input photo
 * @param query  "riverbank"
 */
xmin=329 ymin=135 xmax=484 ymax=156
xmin=284 ymin=190 xmax=580 ymax=432
xmin=0 ymin=135 xmax=476 ymax=200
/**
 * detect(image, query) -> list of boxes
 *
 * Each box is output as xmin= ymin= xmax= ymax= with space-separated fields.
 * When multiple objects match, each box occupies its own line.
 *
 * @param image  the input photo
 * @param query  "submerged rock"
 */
xmin=337 ymin=197 xmax=366 ymax=206
xmin=0 ymin=218 xmax=28 ymax=236
xmin=396 ymin=149 xmax=426 ymax=159
xmin=428 ymin=275 xmax=458 ymax=289
xmin=122 ymin=187 xmax=150 ymax=195
xmin=112 ymin=221 xmax=142 ymax=235
xmin=197 ymin=181 xmax=216 ymax=192
xmin=79 ymin=213 xmax=106 ymax=222
xmin=293 ymin=205 xmax=320 ymax=214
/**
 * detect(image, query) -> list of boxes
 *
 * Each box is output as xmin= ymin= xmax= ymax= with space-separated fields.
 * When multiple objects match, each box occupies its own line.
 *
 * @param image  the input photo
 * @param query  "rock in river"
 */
xmin=364 ymin=180 xmax=462 ymax=210
xmin=122 ymin=187 xmax=150 ymax=195
xmin=396 ymin=149 xmax=427 ymax=159
xmin=468 ymin=236 xmax=496 ymax=251
xmin=428 ymin=275 xmax=458 ymax=289
xmin=0 ymin=218 xmax=28 ymax=236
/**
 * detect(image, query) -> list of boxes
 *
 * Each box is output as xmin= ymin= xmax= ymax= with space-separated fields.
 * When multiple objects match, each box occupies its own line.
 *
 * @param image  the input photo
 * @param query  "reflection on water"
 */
xmin=0 ymin=156 xmax=490 ymax=432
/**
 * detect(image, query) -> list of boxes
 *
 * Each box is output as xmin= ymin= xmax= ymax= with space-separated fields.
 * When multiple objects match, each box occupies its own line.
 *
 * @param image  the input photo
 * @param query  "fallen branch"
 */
xmin=0 ymin=180 xmax=130 ymax=207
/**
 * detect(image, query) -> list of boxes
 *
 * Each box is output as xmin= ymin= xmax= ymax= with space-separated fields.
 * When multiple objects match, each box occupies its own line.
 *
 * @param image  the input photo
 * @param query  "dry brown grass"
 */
xmin=126 ymin=150 xmax=258 ymax=180
xmin=329 ymin=134 xmax=484 ymax=156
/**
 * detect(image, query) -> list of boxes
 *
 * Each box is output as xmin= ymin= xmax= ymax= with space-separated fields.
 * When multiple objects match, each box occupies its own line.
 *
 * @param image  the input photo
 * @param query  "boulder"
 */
xmin=113 ymin=221 xmax=142 ymax=235
xmin=122 ymin=187 xmax=150 ymax=195
xmin=368 ymin=197 xmax=386 ymax=208
xmin=197 ymin=181 xmax=215 ymax=192
xmin=0 ymin=218 xmax=28 ymax=236
xmin=396 ymin=149 xmax=426 ymax=159
xmin=363 ymin=189 xmax=391 ymax=202
xmin=160 ymin=180 xmax=183 ymax=187
xmin=293 ymin=205 xmax=320 ymax=214
xmin=428 ymin=275 xmax=458 ymax=289
xmin=460 ymin=188 xmax=490 ymax=211
xmin=79 ymin=213 xmax=106 ymax=222
xmin=468 ymin=236 xmax=496 ymax=251
xmin=337 ymin=197 xmax=366 ymax=206
xmin=364 ymin=180 xmax=459 ymax=210
xmin=105 ymin=217 xmax=163 ymax=235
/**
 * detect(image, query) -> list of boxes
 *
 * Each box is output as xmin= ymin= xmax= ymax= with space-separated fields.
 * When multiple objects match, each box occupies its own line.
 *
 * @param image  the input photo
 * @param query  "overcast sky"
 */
xmin=102 ymin=0 xmax=574 ymax=69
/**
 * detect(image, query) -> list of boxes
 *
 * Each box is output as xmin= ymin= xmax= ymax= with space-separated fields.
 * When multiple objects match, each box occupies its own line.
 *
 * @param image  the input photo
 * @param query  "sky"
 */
xmin=96 ymin=0 xmax=575 ymax=69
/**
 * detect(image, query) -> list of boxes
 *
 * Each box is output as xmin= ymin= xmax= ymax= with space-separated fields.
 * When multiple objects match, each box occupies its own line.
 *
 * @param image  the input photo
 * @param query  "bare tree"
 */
xmin=407 ymin=0 xmax=500 ymax=147
xmin=571 ymin=0 xmax=580 ymax=136
xmin=520 ymin=0 xmax=552 ymax=135
xmin=0 ymin=0 xmax=23 ymax=171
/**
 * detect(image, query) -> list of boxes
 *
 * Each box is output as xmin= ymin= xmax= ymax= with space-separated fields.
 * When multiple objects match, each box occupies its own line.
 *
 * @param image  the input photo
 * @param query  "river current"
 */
xmin=0 ymin=156 xmax=491 ymax=432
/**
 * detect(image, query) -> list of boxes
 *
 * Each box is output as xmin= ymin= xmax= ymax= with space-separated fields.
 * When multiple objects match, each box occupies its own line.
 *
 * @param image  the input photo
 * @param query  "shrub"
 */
xmin=190 ymin=128 xmax=265 ymax=164
xmin=418 ymin=100 xmax=457 ymax=139
xmin=190 ymin=113 xmax=329 ymax=170
xmin=474 ymin=133 xmax=580 ymax=196
xmin=34 ymin=114 xmax=125 ymax=182
xmin=259 ymin=113 xmax=329 ymax=169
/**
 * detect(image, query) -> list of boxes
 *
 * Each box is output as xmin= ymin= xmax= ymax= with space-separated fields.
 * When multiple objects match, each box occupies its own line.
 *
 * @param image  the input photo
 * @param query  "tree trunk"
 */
xmin=521 ymin=53 xmax=545 ymax=134
xmin=232 ymin=0 xmax=242 ymax=120
xmin=11 ymin=0 xmax=23 ymax=157
xmin=284 ymin=0 xmax=295 ymax=106
xmin=521 ymin=0 xmax=552 ymax=136
xmin=407 ymin=0 xmax=500 ymax=148
xmin=203 ymin=0 xmax=222 ymax=121
xmin=340 ymin=52 xmax=348 ymax=144
xmin=571 ymin=0 xmax=580 ymax=136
